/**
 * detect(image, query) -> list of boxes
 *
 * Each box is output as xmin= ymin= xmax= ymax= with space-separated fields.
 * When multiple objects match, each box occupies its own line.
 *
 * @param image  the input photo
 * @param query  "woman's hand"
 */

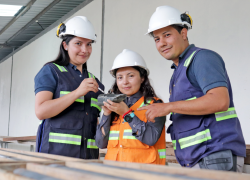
xmin=75 ymin=78 xmax=99 ymax=97
xmin=103 ymin=99 xmax=130 ymax=115
xmin=102 ymin=105 xmax=112 ymax=116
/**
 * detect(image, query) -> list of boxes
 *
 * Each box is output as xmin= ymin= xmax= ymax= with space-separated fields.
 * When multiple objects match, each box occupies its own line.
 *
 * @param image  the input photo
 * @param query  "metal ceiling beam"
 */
xmin=6 ymin=0 xmax=61 ymax=44
xmin=0 ymin=0 xmax=36 ymax=35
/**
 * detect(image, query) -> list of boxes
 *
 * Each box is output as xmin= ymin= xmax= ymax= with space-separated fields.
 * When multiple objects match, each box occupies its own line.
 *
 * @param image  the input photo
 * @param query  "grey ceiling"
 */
xmin=0 ymin=0 xmax=89 ymax=62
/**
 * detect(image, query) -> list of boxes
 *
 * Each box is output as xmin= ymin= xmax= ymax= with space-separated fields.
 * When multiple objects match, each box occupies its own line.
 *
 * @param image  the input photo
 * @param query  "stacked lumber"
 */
xmin=0 ymin=148 xmax=249 ymax=180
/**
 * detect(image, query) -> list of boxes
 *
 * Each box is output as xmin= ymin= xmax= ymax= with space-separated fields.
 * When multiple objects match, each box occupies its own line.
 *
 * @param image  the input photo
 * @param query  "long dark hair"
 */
xmin=46 ymin=35 xmax=87 ymax=69
xmin=109 ymin=66 xmax=161 ymax=123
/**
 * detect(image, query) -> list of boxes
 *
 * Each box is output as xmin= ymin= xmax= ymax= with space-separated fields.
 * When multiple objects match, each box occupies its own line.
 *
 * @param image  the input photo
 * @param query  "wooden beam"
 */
xmin=103 ymin=160 xmax=250 ymax=180
xmin=26 ymin=163 xmax=120 ymax=180
xmin=1 ymin=136 xmax=36 ymax=142
xmin=66 ymin=161 xmax=190 ymax=180
xmin=4 ymin=148 xmax=102 ymax=163
xmin=0 ymin=150 xmax=48 ymax=162
xmin=0 ymin=169 xmax=32 ymax=180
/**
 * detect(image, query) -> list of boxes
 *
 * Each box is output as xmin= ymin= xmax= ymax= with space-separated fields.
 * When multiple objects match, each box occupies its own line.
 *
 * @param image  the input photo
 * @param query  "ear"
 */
xmin=141 ymin=77 xmax=145 ymax=84
xmin=181 ymin=28 xmax=188 ymax=41
xmin=62 ymin=41 xmax=68 ymax=50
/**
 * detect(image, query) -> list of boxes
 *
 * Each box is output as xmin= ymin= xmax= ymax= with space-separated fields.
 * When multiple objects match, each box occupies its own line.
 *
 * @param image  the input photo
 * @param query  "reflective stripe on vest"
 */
xmin=88 ymin=72 xmax=95 ymax=79
xmin=49 ymin=132 xmax=81 ymax=145
xmin=87 ymin=139 xmax=98 ymax=149
xmin=179 ymin=129 xmax=211 ymax=149
xmin=109 ymin=131 xmax=119 ymax=140
xmin=123 ymin=129 xmax=136 ymax=139
xmin=172 ymin=140 xmax=176 ymax=150
xmin=186 ymin=97 xmax=197 ymax=101
xmin=139 ymin=100 xmax=152 ymax=108
xmin=91 ymin=98 xmax=101 ymax=111
xmin=53 ymin=63 xmax=68 ymax=72
xmin=158 ymin=149 xmax=166 ymax=159
xmin=184 ymin=51 xmax=196 ymax=67
xmin=215 ymin=107 xmax=237 ymax=121
xmin=60 ymin=91 xmax=84 ymax=103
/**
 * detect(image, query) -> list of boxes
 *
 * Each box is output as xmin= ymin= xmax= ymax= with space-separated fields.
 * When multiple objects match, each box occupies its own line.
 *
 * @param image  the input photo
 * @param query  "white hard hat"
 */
xmin=57 ymin=16 xmax=97 ymax=42
xmin=146 ymin=6 xmax=192 ymax=35
xmin=110 ymin=49 xmax=149 ymax=77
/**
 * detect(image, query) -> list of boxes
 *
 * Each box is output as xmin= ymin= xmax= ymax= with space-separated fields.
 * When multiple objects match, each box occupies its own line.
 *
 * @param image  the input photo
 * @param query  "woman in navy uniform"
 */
xmin=35 ymin=16 xmax=104 ymax=159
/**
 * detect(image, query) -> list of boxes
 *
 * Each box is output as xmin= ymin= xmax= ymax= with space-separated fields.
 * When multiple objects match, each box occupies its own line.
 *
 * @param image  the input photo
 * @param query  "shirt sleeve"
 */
xmin=34 ymin=64 xmax=58 ymax=95
xmin=128 ymin=100 xmax=166 ymax=146
xmin=187 ymin=49 xmax=228 ymax=94
xmin=95 ymin=114 xmax=111 ymax=149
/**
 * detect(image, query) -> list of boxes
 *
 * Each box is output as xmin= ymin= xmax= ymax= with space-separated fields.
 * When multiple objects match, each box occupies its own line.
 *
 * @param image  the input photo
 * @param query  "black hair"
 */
xmin=149 ymin=24 xmax=188 ymax=37
xmin=108 ymin=66 xmax=161 ymax=124
xmin=46 ymin=35 xmax=87 ymax=69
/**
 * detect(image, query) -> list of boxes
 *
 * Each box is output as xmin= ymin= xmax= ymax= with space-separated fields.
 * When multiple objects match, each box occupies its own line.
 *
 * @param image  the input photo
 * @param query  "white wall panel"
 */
xmin=0 ymin=57 xmax=12 ymax=136
xmin=103 ymin=0 xmax=250 ymax=143
xmin=8 ymin=0 xmax=102 ymax=136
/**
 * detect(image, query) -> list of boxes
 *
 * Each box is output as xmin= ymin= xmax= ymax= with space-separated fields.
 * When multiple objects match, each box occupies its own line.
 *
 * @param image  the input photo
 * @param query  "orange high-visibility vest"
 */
xmin=105 ymin=96 xmax=166 ymax=165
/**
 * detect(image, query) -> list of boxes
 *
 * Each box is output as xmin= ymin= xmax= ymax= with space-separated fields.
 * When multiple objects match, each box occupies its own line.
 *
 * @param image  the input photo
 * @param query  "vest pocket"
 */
xmin=122 ymin=129 xmax=149 ymax=149
xmin=107 ymin=130 xmax=119 ymax=148
xmin=48 ymin=127 xmax=82 ymax=158
xmin=176 ymin=121 xmax=209 ymax=162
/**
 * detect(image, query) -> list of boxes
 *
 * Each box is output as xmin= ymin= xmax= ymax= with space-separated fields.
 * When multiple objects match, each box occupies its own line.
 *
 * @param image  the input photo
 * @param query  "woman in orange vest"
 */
xmin=96 ymin=49 xmax=166 ymax=165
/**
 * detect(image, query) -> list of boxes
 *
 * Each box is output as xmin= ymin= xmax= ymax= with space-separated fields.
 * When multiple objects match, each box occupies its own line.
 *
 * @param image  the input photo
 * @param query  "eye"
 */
xmin=154 ymin=38 xmax=159 ymax=42
xmin=87 ymin=43 xmax=92 ymax=47
xmin=117 ymin=76 xmax=122 ymax=80
xmin=76 ymin=42 xmax=81 ymax=45
xmin=165 ymin=33 xmax=170 ymax=37
xmin=129 ymin=75 xmax=134 ymax=78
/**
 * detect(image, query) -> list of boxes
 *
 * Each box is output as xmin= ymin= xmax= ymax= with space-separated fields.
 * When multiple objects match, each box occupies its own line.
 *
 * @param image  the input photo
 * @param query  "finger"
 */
xmin=107 ymin=99 xmax=114 ymax=106
xmin=88 ymin=78 xmax=99 ymax=87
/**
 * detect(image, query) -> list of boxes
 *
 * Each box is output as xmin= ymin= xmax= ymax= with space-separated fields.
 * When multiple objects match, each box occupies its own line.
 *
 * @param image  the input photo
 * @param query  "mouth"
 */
xmin=78 ymin=54 xmax=89 ymax=58
xmin=123 ymin=87 xmax=131 ymax=90
xmin=162 ymin=47 xmax=171 ymax=53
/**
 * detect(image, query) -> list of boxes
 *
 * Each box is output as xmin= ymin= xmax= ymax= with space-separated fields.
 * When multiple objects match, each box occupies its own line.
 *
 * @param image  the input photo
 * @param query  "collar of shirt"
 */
xmin=171 ymin=44 xmax=195 ymax=69
xmin=124 ymin=91 xmax=143 ymax=108
xmin=68 ymin=63 xmax=87 ymax=72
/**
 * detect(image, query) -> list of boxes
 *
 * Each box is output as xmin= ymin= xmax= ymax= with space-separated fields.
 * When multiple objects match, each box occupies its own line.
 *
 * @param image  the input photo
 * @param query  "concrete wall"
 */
xmin=0 ymin=0 xmax=250 ymax=144
xmin=0 ymin=57 xmax=12 ymax=136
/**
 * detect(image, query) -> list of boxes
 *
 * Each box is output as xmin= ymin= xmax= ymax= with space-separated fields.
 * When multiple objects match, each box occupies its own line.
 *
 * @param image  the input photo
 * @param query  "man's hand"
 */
xmin=137 ymin=103 xmax=171 ymax=122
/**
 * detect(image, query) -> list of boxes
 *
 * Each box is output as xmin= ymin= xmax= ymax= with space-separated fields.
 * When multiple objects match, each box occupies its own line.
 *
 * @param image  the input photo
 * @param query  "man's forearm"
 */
xmin=168 ymin=88 xmax=229 ymax=115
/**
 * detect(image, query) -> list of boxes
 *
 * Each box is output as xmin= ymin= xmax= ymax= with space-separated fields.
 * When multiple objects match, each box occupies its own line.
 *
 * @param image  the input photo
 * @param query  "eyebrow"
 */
xmin=154 ymin=31 xmax=170 ymax=39
xmin=116 ymin=72 xmax=134 ymax=76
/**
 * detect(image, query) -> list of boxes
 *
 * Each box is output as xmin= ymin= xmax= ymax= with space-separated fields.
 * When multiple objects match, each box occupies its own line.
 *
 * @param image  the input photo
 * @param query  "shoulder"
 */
xmin=35 ymin=63 xmax=57 ymax=81
xmin=193 ymin=49 xmax=225 ymax=68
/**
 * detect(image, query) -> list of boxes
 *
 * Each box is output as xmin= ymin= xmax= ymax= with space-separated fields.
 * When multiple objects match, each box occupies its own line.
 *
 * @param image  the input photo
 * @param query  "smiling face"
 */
xmin=153 ymin=25 xmax=189 ymax=65
xmin=63 ymin=36 xmax=92 ymax=66
xmin=116 ymin=67 xmax=144 ymax=97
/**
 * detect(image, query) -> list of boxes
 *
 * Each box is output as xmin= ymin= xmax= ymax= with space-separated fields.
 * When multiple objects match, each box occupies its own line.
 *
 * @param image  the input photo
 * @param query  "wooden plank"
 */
xmin=2 ymin=136 xmax=36 ymax=142
xmin=166 ymin=148 xmax=175 ymax=156
xmin=0 ymin=149 xmax=49 ymax=162
xmin=26 ymin=163 xmax=123 ymax=180
xmin=245 ymin=147 xmax=250 ymax=165
xmin=0 ymin=169 xmax=32 ymax=180
xmin=166 ymin=155 xmax=178 ymax=164
xmin=103 ymin=160 xmax=250 ymax=180
xmin=5 ymin=148 xmax=102 ymax=163
xmin=66 ymin=161 xmax=192 ymax=180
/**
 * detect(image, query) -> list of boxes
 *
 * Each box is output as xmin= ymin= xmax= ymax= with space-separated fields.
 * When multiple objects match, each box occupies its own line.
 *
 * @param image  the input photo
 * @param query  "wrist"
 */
xmin=103 ymin=111 xmax=111 ymax=116
xmin=122 ymin=109 xmax=132 ymax=119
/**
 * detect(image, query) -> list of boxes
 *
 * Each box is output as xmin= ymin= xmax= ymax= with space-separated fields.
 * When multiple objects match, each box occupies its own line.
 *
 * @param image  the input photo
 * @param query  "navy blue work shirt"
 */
xmin=34 ymin=63 xmax=86 ymax=95
xmin=171 ymin=44 xmax=228 ymax=94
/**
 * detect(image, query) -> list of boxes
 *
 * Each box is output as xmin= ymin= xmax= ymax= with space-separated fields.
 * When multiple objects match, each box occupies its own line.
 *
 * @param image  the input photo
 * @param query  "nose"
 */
xmin=122 ymin=76 xmax=129 ymax=85
xmin=81 ymin=44 xmax=88 ymax=53
xmin=159 ymin=38 xmax=167 ymax=48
